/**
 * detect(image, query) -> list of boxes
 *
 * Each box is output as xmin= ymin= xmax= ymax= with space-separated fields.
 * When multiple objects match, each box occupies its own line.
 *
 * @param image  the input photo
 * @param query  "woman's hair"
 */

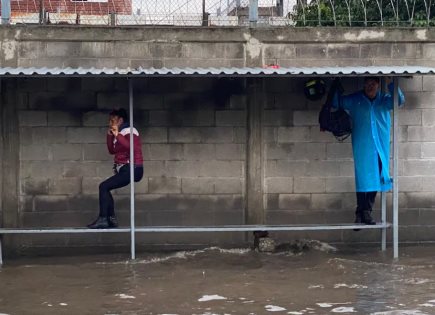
xmin=109 ymin=108 xmax=128 ymax=122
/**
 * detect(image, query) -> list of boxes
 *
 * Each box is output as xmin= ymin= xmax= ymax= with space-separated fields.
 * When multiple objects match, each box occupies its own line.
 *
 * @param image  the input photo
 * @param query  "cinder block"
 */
xmin=63 ymin=161 xmax=98 ymax=177
xmin=21 ymin=178 xmax=49 ymax=195
xmin=18 ymin=41 xmax=46 ymax=59
xmin=326 ymin=143 xmax=353 ymax=159
xmin=310 ymin=194 xmax=342 ymax=210
xmin=165 ymin=160 xmax=201 ymax=177
xmin=229 ymin=95 xmax=247 ymax=110
xmin=265 ymin=194 xmax=279 ymax=210
xmin=96 ymin=92 xmax=128 ymax=110
xmin=147 ymin=144 xmax=183 ymax=160
xmin=234 ymin=127 xmax=247 ymax=143
xmin=401 ymin=76 xmax=423 ymax=92
xmin=19 ymin=196 xmax=34 ymax=212
xmin=400 ymin=176 xmax=423 ymax=192
xmin=262 ymin=110 xmax=293 ymax=126
xmin=182 ymin=178 xmax=214 ymax=194
xmin=294 ymin=177 xmax=325 ymax=193
xmin=392 ymin=43 xmax=422 ymax=58
xmin=421 ymin=109 xmax=435 ymax=126
xmin=47 ymin=111 xmax=81 ymax=127
xmin=421 ymin=143 xmax=435 ymax=158
xmin=21 ymin=161 xmax=64 ymax=179
xmin=277 ymin=127 xmax=310 ymax=143
xmin=82 ymin=177 xmax=103 ymax=195
xmin=400 ymin=142 xmax=421 ymax=159
xmin=150 ymin=43 xmax=182 ymax=59
xmin=32 ymin=127 xmax=67 ymax=144
xmin=169 ymin=127 xmax=233 ymax=143
xmin=199 ymin=161 xmax=243 ymax=177
xmin=310 ymin=127 xmax=336 ymax=142
xmin=266 ymin=143 xmax=326 ymax=161
xmin=20 ymin=144 xmax=50 ymax=161
xmin=142 ymin=128 xmax=168 ymax=143
xmin=215 ymin=144 xmax=245 ymax=160
xmin=327 ymin=44 xmax=359 ymax=59
xmin=82 ymin=111 xmax=109 ymax=127
xmin=295 ymin=44 xmax=327 ymax=58
xmin=265 ymin=160 xmax=307 ymax=177
xmin=216 ymin=110 xmax=246 ymax=126
xmin=305 ymin=161 xmax=341 ymax=176
xmin=46 ymin=42 xmax=81 ymax=57
xmin=267 ymin=93 xmax=307 ymax=110
xmin=421 ymin=177 xmax=435 ymax=192
xmin=403 ymin=192 xmax=435 ymax=208
xmin=142 ymin=161 xmax=166 ymax=177
xmin=83 ymin=144 xmax=112 ymax=161
xmin=68 ymin=195 xmax=99 ymax=212
xmin=403 ymin=160 xmax=435 ymax=176
xmin=19 ymin=110 xmax=47 ymax=126
xmin=34 ymin=195 xmax=69 ymax=211
xmin=423 ymin=76 xmax=435 ymax=92
xmin=214 ymin=178 xmax=243 ymax=194
xmin=67 ymin=127 xmax=106 ymax=144
xmin=49 ymin=178 xmax=81 ymax=195
xmin=179 ymin=110 xmax=215 ymax=126
xmin=360 ymin=43 xmax=392 ymax=59
xmin=266 ymin=177 xmax=293 ymax=194
xmin=264 ymin=44 xmax=296 ymax=59
xmin=51 ymin=144 xmax=82 ymax=161
xmin=135 ymin=94 xmax=165 ymax=110
xmin=184 ymin=144 xmax=215 ymax=160
xmin=325 ymin=177 xmax=355 ymax=193
xmin=405 ymin=91 xmax=435 ymax=109
xmin=278 ymin=194 xmax=311 ymax=210
xmin=293 ymin=110 xmax=318 ymax=126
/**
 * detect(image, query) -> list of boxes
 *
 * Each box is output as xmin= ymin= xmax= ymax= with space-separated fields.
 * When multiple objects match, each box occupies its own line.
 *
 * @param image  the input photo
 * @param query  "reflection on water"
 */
xmin=1 ymin=244 xmax=435 ymax=314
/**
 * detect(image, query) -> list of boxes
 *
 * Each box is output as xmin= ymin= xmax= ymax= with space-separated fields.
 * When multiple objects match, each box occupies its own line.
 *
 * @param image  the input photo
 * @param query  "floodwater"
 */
xmin=1 ymin=242 xmax=435 ymax=315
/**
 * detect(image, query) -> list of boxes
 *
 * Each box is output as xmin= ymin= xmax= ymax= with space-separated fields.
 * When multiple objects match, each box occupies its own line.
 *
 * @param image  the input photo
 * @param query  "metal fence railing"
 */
xmin=2 ymin=0 xmax=435 ymax=27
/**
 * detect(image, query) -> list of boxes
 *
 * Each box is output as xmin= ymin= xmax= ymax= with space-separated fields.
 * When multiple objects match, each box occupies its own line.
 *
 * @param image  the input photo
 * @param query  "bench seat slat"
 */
xmin=0 ymin=223 xmax=391 ymax=234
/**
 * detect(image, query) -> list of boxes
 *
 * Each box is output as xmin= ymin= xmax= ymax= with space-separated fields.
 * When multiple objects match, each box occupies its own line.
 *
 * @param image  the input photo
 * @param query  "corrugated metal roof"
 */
xmin=0 ymin=66 xmax=434 ymax=77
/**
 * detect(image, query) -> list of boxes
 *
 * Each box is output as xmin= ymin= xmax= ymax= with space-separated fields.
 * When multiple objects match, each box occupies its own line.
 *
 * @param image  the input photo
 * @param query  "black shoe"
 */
xmin=361 ymin=210 xmax=376 ymax=225
xmin=108 ymin=216 xmax=118 ymax=228
xmin=87 ymin=216 xmax=110 ymax=229
xmin=353 ymin=212 xmax=362 ymax=231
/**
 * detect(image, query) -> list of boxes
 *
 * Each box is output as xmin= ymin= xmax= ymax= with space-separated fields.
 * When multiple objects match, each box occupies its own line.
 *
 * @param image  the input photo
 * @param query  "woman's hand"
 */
xmin=111 ymin=125 xmax=119 ymax=137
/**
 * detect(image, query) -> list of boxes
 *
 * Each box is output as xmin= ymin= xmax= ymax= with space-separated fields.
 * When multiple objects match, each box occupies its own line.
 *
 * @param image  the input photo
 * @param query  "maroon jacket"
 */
xmin=107 ymin=123 xmax=143 ymax=165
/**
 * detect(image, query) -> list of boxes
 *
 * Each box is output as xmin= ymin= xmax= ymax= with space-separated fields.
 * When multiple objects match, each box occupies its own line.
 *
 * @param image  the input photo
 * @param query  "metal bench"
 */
xmin=0 ymin=222 xmax=391 ymax=265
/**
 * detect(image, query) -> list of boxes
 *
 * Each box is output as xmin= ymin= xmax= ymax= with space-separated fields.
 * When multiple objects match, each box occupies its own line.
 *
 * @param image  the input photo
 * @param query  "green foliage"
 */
xmin=289 ymin=0 xmax=435 ymax=27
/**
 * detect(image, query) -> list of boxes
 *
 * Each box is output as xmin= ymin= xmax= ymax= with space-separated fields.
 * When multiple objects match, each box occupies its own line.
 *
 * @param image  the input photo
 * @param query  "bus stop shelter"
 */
xmin=1 ymin=65 xmax=435 ymax=264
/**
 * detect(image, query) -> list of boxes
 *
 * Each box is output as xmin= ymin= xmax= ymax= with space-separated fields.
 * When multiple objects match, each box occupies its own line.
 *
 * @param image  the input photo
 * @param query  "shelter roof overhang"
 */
xmin=0 ymin=66 xmax=434 ymax=78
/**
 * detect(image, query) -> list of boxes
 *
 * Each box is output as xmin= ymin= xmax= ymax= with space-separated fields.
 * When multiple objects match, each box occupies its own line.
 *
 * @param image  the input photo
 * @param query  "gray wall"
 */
xmin=2 ymin=26 xmax=435 ymax=251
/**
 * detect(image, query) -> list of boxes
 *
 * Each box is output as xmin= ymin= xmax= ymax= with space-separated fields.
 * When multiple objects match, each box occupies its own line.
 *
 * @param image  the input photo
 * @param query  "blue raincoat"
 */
xmin=333 ymin=83 xmax=405 ymax=192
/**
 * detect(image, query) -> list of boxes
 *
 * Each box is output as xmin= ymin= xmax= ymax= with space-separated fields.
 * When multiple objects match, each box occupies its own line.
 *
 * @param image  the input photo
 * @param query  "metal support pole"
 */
xmin=393 ymin=77 xmax=399 ymax=259
xmin=249 ymin=0 xmax=258 ymax=27
xmin=128 ymin=79 xmax=136 ymax=260
xmin=381 ymin=192 xmax=386 ymax=251
xmin=0 ymin=236 xmax=3 ymax=266
xmin=1 ymin=0 xmax=11 ymax=24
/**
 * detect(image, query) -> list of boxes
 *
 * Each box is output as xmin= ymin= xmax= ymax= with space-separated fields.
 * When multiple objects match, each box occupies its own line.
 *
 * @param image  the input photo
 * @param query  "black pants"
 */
xmin=356 ymin=156 xmax=382 ymax=212
xmin=99 ymin=165 xmax=144 ymax=217
xmin=356 ymin=191 xmax=377 ymax=212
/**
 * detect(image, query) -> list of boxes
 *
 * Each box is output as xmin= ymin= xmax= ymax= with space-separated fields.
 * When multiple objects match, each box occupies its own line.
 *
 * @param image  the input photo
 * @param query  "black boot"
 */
xmin=361 ymin=210 xmax=376 ymax=225
xmin=108 ymin=216 xmax=118 ymax=228
xmin=87 ymin=216 xmax=110 ymax=229
xmin=353 ymin=210 xmax=362 ymax=231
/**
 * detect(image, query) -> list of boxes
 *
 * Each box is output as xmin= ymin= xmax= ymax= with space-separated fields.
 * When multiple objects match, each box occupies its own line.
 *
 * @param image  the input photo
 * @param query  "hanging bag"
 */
xmin=318 ymin=79 xmax=352 ymax=142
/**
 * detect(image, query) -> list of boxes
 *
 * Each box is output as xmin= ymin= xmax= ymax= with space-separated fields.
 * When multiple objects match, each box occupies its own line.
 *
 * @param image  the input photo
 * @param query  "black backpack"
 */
xmin=318 ymin=79 xmax=352 ymax=141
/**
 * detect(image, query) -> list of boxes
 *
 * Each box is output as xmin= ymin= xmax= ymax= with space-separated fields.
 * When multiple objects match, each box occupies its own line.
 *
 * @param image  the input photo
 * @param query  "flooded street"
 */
xmin=1 ymin=244 xmax=435 ymax=315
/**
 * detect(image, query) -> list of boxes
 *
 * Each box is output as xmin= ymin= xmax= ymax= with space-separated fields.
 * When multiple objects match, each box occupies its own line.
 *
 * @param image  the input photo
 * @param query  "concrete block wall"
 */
xmin=2 ymin=26 xmax=435 ymax=250
xmin=15 ymin=77 xmax=246 ymax=247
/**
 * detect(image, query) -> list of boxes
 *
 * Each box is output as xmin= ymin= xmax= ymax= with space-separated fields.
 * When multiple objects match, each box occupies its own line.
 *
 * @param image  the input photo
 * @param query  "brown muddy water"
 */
xmin=1 ymin=243 xmax=435 ymax=315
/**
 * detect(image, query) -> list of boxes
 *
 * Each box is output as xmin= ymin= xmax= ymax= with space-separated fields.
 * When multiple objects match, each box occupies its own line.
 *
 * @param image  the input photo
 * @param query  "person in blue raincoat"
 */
xmin=333 ymin=77 xmax=405 ymax=225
